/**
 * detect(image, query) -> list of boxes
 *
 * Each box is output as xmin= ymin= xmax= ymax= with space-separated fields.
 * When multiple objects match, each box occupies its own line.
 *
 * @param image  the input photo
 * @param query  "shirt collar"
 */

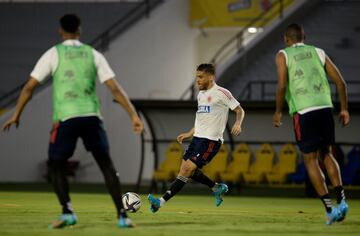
xmin=62 ymin=39 xmax=83 ymax=46
xmin=292 ymin=42 xmax=305 ymax=47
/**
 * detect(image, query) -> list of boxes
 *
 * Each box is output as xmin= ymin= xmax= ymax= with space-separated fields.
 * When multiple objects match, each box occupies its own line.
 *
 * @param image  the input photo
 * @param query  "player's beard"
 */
xmin=198 ymin=81 xmax=209 ymax=90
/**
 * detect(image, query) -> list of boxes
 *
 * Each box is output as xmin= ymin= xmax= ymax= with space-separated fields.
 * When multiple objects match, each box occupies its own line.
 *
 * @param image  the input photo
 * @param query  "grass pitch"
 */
xmin=1 ymin=191 xmax=360 ymax=236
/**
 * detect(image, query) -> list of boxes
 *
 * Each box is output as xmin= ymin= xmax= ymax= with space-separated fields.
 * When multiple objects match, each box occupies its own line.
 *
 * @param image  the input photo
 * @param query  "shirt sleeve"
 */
xmin=92 ymin=49 xmax=116 ymax=83
xmin=279 ymin=49 xmax=288 ymax=66
xmin=315 ymin=47 xmax=326 ymax=66
xmin=30 ymin=47 xmax=57 ymax=83
xmin=218 ymin=88 xmax=240 ymax=110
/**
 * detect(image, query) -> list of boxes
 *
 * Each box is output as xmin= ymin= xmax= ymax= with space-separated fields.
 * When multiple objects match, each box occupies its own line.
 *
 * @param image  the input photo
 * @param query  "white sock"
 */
xmin=160 ymin=197 xmax=166 ymax=206
xmin=211 ymin=183 xmax=219 ymax=192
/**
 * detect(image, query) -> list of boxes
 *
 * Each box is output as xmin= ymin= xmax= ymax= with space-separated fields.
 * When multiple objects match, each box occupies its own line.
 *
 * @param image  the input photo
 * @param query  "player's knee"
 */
xmin=303 ymin=153 xmax=317 ymax=165
xmin=179 ymin=163 xmax=196 ymax=177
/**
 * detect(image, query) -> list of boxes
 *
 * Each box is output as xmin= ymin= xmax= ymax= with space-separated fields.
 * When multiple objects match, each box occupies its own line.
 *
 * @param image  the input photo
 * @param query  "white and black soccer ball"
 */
xmin=122 ymin=192 xmax=141 ymax=212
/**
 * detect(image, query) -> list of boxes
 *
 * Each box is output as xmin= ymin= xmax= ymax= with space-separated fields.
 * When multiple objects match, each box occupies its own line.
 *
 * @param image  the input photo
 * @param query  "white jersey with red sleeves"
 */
xmin=194 ymin=83 xmax=240 ymax=142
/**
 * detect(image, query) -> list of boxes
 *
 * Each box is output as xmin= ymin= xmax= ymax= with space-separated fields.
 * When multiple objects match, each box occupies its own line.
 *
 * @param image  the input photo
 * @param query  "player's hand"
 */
xmin=177 ymin=133 xmax=190 ymax=144
xmin=2 ymin=115 xmax=20 ymax=132
xmin=272 ymin=111 xmax=282 ymax=127
xmin=131 ymin=115 xmax=144 ymax=134
xmin=231 ymin=121 xmax=242 ymax=136
xmin=339 ymin=110 xmax=350 ymax=127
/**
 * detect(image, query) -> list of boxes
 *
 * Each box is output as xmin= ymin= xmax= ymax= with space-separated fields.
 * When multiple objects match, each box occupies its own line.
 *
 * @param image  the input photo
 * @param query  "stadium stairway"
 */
xmin=217 ymin=0 xmax=360 ymax=102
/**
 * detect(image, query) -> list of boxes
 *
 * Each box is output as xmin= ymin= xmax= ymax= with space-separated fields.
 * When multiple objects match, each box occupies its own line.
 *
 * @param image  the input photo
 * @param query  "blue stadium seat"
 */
xmin=342 ymin=145 xmax=360 ymax=185
xmin=287 ymin=162 xmax=307 ymax=184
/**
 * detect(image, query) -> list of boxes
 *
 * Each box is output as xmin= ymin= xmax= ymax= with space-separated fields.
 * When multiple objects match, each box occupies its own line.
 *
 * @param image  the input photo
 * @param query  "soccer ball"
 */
xmin=122 ymin=192 xmax=141 ymax=212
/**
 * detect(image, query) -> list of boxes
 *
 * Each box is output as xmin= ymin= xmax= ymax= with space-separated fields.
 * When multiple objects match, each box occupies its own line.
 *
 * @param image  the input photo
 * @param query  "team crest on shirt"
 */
xmin=207 ymin=96 xmax=212 ymax=103
xmin=197 ymin=105 xmax=210 ymax=113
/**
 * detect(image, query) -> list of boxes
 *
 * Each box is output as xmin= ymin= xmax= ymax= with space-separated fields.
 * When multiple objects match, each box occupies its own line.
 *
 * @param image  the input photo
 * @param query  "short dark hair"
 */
xmin=285 ymin=23 xmax=305 ymax=42
xmin=60 ymin=14 xmax=81 ymax=34
xmin=197 ymin=63 xmax=215 ymax=75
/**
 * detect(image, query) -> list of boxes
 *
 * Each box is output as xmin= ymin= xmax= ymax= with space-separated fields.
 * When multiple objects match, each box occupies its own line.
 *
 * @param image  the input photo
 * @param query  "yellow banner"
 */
xmin=190 ymin=0 xmax=294 ymax=27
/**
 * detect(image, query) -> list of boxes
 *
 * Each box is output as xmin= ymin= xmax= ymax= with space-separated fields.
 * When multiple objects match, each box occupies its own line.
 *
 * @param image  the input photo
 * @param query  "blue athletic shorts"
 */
xmin=293 ymin=108 xmax=335 ymax=154
xmin=48 ymin=116 xmax=109 ymax=160
xmin=183 ymin=137 xmax=222 ymax=168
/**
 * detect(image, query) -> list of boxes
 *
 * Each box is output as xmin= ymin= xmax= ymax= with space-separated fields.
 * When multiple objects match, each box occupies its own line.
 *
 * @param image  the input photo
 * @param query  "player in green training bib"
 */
xmin=272 ymin=24 xmax=350 ymax=225
xmin=3 ymin=14 xmax=144 ymax=229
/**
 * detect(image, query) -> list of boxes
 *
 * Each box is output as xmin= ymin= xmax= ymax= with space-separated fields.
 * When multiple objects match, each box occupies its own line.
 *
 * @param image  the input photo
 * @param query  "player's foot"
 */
xmin=326 ymin=207 xmax=340 ymax=225
xmin=213 ymin=183 xmax=228 ymax=207
xmin=118 ymin=216 xmax=135 ymax=228
xmin=337 ymin=199 xmax=349 ymax=222
xmin=48 ymin=213 xmax=77 ymax=229
xmin=147 ymin=194 xmax=161 ymax=213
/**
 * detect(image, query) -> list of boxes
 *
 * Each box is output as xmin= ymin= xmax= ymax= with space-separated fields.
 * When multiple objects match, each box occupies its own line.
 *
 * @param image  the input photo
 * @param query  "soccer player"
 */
xmin=272 ymin=24 xmax=350 ymax=225
xmin=2 ymin=14 xmax=144 ymax=228
xmin=148 ymin=63 xmax=245 ymax=212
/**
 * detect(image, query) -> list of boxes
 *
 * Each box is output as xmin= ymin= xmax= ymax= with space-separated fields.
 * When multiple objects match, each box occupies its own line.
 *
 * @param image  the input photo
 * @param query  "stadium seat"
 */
xmin=288 ymin=162 xmax=307 ymax=184
xmin=202 ymin=144 xmax=228 ymax=181
xmin=219 ymin=143 xmax=251 ymax=184
xmin=265 ymin=143 xmax=297 ymax=184
xmin=153 ymin=142 xmax=183 ymax=182
xmin=342 ymin=145 xmax=360 ymax=185
xmin=243 ymin=143 xmax=274 ymax=184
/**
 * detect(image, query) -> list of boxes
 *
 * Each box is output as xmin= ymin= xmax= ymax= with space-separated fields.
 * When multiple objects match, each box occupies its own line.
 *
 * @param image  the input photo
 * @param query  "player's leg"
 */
xmin=303 ymin=152 xmax=330 ymax=207
xmin=191 ymin=168 xmax=228 ymax=207
xmin=303 ymin=151 xmax=339 ymax=225
xmin=321 ymin=146 xmax=348 ymax=221
xmin=294 ymin=110 xmax=339 ymax=224
xmin=80 ymin=117 xmax=133 ymax=228
xmin=191 ymin=167 xmax=215 ymax=189
xmin=92 ymin=150 xmax=133 ymax=227
xmin=148 ymin=159 xmax=196 ymax=213
xmin=319 ymin=108 xmax=348 ymax=221
xmin=148 ymin=137 xmax=226 ymax=212
xmin=48 ymin=120 xmax=78 ymax=229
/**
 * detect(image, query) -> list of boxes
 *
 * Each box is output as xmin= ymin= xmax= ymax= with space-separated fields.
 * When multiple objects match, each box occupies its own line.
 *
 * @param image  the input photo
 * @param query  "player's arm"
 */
xmin=273 ymin=52 xmax=288 ymax=127
xmin=177 ymin=127 xmax=194 ymax=144
xmin=2 ymin=78 xmax=39 ymax=131
xmin=105 ymin=79 xmax=144 ymax=134
xmin=324 ymin=56 xmax=350 ymax=126
xmin=231 ymin=105 xmax=244 ymax=136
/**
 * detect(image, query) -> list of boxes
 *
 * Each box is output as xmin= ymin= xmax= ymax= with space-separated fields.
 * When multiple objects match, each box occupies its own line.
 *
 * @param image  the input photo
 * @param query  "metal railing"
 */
xmin=181 ymin=0 xmax=286 ymax=100
xmin=90 ymin=0 xmax=163 ymax=51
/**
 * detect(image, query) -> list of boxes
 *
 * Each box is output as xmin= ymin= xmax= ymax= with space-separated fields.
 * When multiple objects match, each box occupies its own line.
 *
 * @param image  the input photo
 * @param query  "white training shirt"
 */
xmin=194 ymin=84 xmax=240 ymax=142
xmin=279 ymin=43 xmax=331 ymax=115
xmin=30 ymin=39 xmax=115 ymax=83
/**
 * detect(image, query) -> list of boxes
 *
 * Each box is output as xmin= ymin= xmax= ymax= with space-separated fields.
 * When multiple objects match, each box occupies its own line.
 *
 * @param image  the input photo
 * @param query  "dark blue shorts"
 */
xmin=48 ymin=116 xmax=109 ymax=160
xmin=293 ymin=108 xmax=335 ymax=154
xmin=183 ymin=137 xmax=222 ymax=168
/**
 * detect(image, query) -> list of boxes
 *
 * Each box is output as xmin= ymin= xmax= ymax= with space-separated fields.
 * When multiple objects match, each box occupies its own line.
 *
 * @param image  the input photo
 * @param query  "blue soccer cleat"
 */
xmin=48 ymin=213 xmax=77 ymax=229
xmin=147 ymin=194 xmax=161 ymax=213
xmin=118 ymin=216 xmax=135 ymax=228
xmin=326 ymin=207 xmax=340 ymax=225
xmin=213 ymin=183 xmax=228 ymax=207
xmin=337 ymin=199 xmax=349 ymax=222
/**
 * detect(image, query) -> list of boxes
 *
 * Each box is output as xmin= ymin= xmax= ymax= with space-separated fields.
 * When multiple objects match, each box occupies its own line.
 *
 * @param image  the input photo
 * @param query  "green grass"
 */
xmin=1 ymin=192 xmax=360 ymax=236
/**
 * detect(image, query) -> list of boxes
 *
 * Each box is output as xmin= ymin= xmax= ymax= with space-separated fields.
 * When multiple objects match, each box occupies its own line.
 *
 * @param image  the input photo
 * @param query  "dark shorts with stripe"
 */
xmin=293 ymin=108 xmax=335 ymax=154
xmin=48 ymin=116 xmax=109 ymax=160
xmin=183 ymin=137 xmax=222 ymax=168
